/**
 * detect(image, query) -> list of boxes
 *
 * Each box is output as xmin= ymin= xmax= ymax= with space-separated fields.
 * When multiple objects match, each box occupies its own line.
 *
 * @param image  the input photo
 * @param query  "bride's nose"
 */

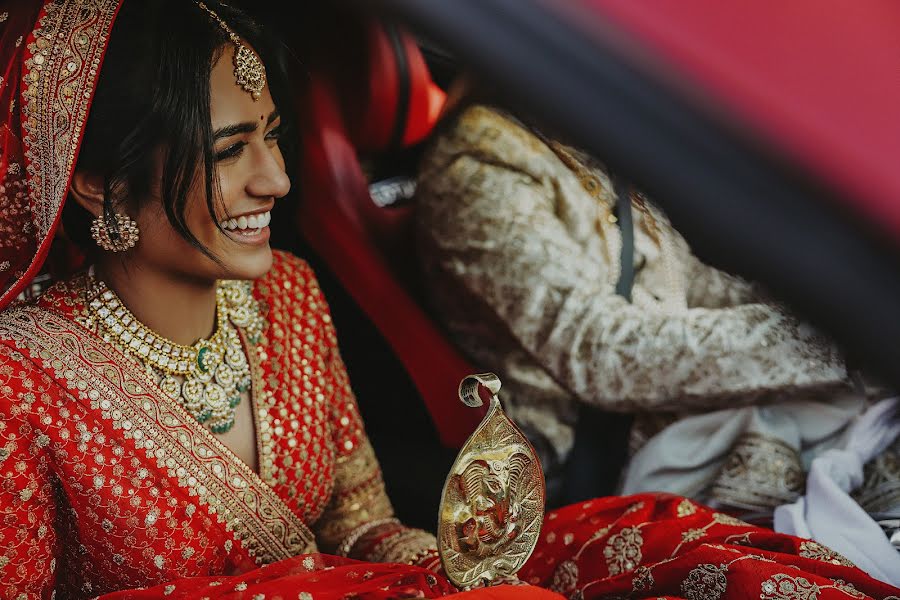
xmin=246 ymin=148 xmax=291 ymax=200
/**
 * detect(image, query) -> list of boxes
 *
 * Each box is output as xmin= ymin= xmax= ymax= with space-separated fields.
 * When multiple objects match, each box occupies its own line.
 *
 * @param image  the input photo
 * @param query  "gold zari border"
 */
xmin=315 ymin=440 xmax=394 ymax=551
xmin=711 ymin=432 xmax=804 ymax=511
xmin=21 ymin=0 xmax=118 ymax=239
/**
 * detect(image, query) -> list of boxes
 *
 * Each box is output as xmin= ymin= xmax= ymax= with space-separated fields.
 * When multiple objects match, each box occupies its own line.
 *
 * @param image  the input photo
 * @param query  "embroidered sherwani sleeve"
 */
xmin=416 ymin=110 xmax=848 ymax=413
xmin=312 ymin=327 xmax=438 ymax=568
xmin=683 ymin=252 xmax=766 ymax=309
xmin=0 ymin=344 xmax=59 ymax=598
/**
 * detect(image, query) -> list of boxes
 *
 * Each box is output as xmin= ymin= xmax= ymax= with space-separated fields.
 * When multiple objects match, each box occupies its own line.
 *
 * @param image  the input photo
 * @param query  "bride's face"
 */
xmin=134 ymin=44 xmax=290 ymax=283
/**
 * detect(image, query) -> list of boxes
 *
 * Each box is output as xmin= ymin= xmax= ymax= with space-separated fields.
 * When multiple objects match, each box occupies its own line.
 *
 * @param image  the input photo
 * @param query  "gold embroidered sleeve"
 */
xmin=312 ymin=333 xmax=397 ymax=553
xmin=314 ymin=401 xmax=438 ymax=566
xmin=416 ymin=107 xmax=849 ymax=412
xmin=353 ymin=523 xmax=440 ymax=569
xmin=683 ymin=252 xmax=766 ymax=309
xmin=314 ymin=317 xmax=438 ymax=566
xmin=315 ymin=438 xmax=395 ymax=553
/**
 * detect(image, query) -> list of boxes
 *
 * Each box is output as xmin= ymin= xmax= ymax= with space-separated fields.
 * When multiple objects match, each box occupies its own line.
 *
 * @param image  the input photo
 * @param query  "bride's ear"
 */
xmin=69 ymin=170 xmax=106 ymax=217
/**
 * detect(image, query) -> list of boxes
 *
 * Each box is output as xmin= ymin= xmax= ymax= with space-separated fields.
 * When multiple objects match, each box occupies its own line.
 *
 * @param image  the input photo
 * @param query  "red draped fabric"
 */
xmin=64 ymin=493 xmax=900 ymax=599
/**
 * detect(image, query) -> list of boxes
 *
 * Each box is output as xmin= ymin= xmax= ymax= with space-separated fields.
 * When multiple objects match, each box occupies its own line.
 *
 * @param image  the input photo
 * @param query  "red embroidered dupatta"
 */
xmin=0 ymin=0 xmax=117 ymax=308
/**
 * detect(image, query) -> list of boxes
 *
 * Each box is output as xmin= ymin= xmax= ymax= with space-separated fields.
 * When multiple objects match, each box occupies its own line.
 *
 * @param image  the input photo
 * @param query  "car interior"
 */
xmin=242 ymin=1 xmax=900 ymax=534
xmin=262 ymin=5 xmax=491 ymax=530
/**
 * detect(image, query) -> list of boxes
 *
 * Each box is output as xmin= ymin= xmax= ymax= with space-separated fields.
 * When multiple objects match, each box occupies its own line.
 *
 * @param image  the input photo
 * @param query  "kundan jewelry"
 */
xmin=194 ymin=1 xmax=266 ymax=100
xmin=90 ymin=212 xmax=140 ymax=252
xmin=83 ymin=272 xmax=264 ymax=433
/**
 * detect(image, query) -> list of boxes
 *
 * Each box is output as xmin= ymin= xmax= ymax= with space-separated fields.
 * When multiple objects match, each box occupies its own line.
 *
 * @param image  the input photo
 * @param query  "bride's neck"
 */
xmin=95 ymin=258 xmax=218 ymax=346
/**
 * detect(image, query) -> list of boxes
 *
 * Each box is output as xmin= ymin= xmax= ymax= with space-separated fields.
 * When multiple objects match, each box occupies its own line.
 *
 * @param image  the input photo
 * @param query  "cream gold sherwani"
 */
xmin=415 ymin=105 xmax=865 ymax=510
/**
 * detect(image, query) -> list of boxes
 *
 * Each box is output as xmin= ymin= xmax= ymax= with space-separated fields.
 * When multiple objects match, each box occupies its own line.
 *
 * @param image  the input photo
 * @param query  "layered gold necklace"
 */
xmin=82 ymin=272 xmax=264 ymax=433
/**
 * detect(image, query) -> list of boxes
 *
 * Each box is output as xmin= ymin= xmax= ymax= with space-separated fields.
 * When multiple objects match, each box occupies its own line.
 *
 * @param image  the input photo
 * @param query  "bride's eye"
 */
xmin=265 ymin=125 xmax=282 ymax=142
xmin=215 ymin=142 xmax=246 ymax=162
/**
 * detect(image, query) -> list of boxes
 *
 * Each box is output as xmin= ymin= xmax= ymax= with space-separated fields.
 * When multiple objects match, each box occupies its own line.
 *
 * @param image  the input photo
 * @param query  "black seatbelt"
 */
xmin=614 ymin=180 xmax=635 ymax=301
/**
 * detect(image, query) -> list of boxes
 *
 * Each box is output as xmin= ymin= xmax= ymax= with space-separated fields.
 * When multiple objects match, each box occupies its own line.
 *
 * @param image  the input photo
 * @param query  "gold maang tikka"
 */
xmin=194 ymin=2 xmax=266 ymax=100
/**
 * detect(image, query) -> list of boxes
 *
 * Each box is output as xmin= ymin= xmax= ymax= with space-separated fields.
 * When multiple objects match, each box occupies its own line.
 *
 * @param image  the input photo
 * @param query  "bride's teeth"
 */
xmin=222 ymin=211 xmax=271 ymax=232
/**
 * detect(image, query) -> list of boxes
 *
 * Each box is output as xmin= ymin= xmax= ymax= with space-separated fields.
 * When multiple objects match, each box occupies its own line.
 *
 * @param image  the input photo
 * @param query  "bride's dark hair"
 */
xmin=62 ymin=0 xmax=295 ymax=259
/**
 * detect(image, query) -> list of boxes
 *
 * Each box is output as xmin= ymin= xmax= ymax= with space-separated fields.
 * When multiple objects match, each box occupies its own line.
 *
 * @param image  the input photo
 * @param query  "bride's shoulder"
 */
xmin=257 ymin=250 xmax=319 ymax=289
xmin=252 ymin=251 xmax=338 ymax=351
xmin=0 ymin=273 xmax=82 ymax=338
xmin=253 ymin=250 xmax=328 ymax=311
xmin=268 ymin=250 xmax=314 ymax=278
xmin=0 ymin=302 xmax=57 ymax=386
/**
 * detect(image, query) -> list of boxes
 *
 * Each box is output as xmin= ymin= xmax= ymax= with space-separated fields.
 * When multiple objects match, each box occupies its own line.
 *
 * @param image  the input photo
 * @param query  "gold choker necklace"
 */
xmin=82 ymin=273 xmax=264 ymax=433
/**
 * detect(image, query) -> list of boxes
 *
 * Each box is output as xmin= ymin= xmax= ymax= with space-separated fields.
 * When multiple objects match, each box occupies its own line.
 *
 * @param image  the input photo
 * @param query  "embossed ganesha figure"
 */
xmin=453 ymin=445 xmax=531 ymax=558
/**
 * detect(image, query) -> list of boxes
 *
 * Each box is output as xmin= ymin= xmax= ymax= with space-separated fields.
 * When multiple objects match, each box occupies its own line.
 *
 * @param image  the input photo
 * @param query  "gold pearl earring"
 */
xmin=90 ymin=212 xmax=140 ymax=252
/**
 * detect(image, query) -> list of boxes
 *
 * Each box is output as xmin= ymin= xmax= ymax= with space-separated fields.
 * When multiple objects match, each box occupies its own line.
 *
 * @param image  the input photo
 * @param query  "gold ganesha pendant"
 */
xmin=438 ymin=373 xmax=546 ymax=589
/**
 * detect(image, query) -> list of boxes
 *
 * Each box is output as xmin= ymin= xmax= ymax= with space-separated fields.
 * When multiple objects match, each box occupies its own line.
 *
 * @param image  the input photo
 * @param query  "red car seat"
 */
xmin=294 ymin=19 xmax=484 ymax=448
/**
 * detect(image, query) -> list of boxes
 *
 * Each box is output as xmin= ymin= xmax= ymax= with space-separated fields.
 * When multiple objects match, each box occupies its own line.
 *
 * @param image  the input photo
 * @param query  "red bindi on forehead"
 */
xmin=260 ymin=115 xmax=265 ymax=120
